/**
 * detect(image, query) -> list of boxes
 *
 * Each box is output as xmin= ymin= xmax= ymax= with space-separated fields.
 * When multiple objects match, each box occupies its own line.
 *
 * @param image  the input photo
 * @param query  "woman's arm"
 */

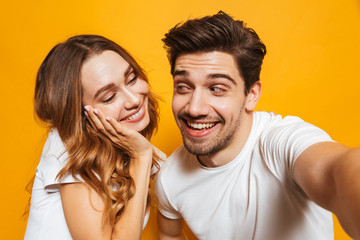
xmin=111 ymin=140 xmax=152 ymax=239
xmin=60 ymin=183 xmax=112 ymax=240
xmin=60 ymin=154 xmax=151 ymax=240
xmin=60 ymin=106 xmax=153 ymax=240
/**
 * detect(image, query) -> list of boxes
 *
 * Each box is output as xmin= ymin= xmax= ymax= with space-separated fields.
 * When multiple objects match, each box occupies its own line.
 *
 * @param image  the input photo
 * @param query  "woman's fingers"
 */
xmin=84 ymin=109 xmax=97 ymax=130
xmin=105 ymin=116 xmax=132 ymax=137
xmin=84 ymin=105 xmax=117 ymax=138
xmin=106 ymin=116 xmax=152 ymax=154
xmin=93 ymin=109 xmax=118 ymax=136
xmin=84 ymin=105 xmax=152 ymax=155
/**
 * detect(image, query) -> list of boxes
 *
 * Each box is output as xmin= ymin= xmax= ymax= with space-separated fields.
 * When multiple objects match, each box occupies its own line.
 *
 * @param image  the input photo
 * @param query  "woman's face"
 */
xmin=81 ymin=50 xmax=150 ymax=132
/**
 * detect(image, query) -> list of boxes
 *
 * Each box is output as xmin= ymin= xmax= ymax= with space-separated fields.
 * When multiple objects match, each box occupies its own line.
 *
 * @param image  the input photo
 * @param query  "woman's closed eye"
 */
xmin=102 ymin=93 xmax=117 ymax=103
xmin=128 ymin=72 xmax=138 ymax=85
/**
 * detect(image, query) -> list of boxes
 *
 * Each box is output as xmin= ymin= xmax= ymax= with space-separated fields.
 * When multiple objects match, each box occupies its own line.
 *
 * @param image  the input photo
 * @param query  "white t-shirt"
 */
xmin=25 ymin=129 xmax=164 ymax=240
xmin=155 ymin=112 xmax=334 ymax=240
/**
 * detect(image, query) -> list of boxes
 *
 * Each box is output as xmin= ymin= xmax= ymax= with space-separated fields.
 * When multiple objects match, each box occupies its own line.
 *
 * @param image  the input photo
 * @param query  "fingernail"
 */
xmin=84 ymin=111 xmax=88 ymax=117
xmin=93 ymin=109 xmax=99 ymax=115
xmin=106 ymin=117 xmax=111 ymax=121
xmin=84 ymin=106 xmax=90 ymax=111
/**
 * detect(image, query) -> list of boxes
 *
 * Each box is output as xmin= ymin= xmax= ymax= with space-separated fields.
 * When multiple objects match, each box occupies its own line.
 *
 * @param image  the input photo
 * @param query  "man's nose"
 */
xmin=184 ymin=89 xmax=209 ymax=117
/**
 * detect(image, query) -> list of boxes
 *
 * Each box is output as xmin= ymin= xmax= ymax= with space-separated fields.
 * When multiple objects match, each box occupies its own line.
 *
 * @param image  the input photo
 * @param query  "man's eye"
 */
xmin=210 ymin=87 xmax=223 ymax=92
xmin=102 ymin=94 xmax=116 ymax=103
xmin=175 ymin=85 xmax=190 ymax=93
xmin=210 ymin=86 xmax=227 ymax=95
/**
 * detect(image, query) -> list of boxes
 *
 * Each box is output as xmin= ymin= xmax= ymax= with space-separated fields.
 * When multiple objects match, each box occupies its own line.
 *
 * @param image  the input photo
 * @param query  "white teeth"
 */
xmin=187 ymin=120 xmax=215 ymax=130
xmin=125 ymin=107 xmax=143 ymax=120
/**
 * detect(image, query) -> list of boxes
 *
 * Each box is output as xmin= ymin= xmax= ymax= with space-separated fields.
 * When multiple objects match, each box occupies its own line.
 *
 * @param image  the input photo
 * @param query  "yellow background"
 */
xmin=1 ymin=0 xmax=359 ymax=239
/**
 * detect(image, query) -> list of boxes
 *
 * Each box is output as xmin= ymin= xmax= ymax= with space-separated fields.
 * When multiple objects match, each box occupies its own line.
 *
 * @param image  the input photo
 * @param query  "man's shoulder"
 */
xmin=162 ymin=145 xmax=191 ymax=169
xmin=254 ymin=111 xmax=306 ymax=131
xmin=253 ymin=111 xmax=316 ymax=152
xmin=254 ymin=111 xmax=302 ymax=123
xmin=167 ymin=145 xmax=189 ymax=160
xmin=157 ymin=145 xmax=197 ymax=179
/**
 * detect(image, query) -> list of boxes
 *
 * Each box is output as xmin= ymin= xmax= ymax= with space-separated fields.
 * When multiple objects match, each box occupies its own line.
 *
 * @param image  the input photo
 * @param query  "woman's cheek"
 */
xmin=101 ymin=103 xmax=122 ymax=121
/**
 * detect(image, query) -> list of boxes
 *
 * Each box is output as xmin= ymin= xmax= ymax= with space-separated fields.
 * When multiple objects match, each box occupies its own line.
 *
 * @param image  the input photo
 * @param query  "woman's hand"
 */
xmin=82 ymin=105 xmax=153 ymax=240
xmin=84 ymin=105 xmax=153 ymax=161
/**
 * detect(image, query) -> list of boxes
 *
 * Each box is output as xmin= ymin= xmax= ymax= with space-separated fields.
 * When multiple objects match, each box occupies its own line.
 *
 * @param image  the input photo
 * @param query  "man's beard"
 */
xmin=179 ymin=104 xmax=244 ymax=156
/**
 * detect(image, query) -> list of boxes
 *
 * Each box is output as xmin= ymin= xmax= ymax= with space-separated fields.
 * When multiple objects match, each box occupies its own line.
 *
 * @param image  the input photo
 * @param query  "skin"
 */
xmin=81 ymin=50 xmax=150 ymax=132
xmin=158 ymin=51 xmax=360 ymax=240
xmin=171 ymin=51 xmax=260 ymax=167
xmin=59 ymin=50 xmax=153 ymax=240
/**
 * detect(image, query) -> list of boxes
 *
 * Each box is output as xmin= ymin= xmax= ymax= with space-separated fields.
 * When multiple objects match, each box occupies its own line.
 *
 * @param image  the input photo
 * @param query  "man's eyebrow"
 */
xmin=173 ymin=70 xmax=188 ymax=77
xmin=94 ymin=83 xmax=116 ymax=99
xmin=209 ymin=73 xmax=237 ymax=85
xmin=173 ymin=70 xmax=237 ymax=85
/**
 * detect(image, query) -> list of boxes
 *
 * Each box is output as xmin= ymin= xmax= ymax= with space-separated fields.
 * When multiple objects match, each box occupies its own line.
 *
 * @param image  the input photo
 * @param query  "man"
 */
xmin=154 ymin=11 xmax=360 ymax=240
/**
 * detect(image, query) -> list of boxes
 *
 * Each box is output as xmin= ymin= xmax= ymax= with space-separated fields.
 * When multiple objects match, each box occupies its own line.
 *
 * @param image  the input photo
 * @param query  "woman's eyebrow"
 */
xmin=124 ymin=65 xmax=133 ymax=77
xmin=93 ymin=65 xmax=133 ymax=99
xmin=94 ymin=83 xmax=116 ymax=99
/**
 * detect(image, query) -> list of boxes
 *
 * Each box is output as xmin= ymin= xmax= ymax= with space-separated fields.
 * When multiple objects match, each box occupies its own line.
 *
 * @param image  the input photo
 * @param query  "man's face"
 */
xmin=172 ymin=51 xmax=254 ymax=156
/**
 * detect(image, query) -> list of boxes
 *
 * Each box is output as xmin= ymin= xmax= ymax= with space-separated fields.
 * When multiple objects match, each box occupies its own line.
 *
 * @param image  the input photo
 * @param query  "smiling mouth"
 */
xmin=186 ymin=120 xmax=216 ymax=130
xmin=123 ymin=106 xmax=144 ymax=121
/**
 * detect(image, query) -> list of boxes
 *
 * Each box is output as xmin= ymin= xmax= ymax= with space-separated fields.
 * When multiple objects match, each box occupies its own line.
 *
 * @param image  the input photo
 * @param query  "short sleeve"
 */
xmin=154 ymin=167 xmax=182 ymax=219
xmin=36 ymin=129 xmax=81 ymax=192
xmin=260 ymin=116 xmax=334 ymax=182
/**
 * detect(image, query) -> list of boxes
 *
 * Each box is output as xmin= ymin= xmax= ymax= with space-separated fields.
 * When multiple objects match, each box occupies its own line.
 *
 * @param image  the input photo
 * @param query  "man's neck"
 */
xmin=197 ymin=112 xmax=254 ymax=168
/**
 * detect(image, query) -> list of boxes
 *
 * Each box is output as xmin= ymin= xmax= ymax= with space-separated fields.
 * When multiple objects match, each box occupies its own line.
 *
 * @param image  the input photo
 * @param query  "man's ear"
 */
xmin=245 ymin=81 xmax=262 ymax=112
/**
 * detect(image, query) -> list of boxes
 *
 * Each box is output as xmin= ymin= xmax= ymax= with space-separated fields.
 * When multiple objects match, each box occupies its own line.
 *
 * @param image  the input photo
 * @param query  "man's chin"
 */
xmin=183 ymin=140 xmax=212 ymax=156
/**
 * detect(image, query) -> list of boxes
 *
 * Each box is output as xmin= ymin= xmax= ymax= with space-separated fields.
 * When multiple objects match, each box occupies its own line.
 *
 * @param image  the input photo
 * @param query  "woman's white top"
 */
xmin=24 ymin=129 xmax=165 ymax=240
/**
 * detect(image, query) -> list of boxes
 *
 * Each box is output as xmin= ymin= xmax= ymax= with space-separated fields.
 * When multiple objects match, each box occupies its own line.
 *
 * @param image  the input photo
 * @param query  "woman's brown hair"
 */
xmin=34 ymin=34 xmax=160 ymax=227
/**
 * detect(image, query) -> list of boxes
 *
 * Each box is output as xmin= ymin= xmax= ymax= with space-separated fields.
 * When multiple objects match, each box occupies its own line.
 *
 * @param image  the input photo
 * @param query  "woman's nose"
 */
xmin=123 ymin=88 xmax=140 ymax=109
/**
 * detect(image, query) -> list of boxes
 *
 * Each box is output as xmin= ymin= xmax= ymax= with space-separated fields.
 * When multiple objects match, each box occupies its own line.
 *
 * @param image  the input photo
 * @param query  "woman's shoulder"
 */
xmin=36 ymin=128 xmax=81 ymax=189
xmin=41 ymin=128 xmax=66 ymax=157
xmin=37 ymin=128 xmax=68 ymax=173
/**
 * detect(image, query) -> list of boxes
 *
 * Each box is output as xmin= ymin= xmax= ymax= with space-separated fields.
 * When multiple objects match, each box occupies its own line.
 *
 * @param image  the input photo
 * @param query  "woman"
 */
xmin=24 ymin=35 xmax=164 ymax=239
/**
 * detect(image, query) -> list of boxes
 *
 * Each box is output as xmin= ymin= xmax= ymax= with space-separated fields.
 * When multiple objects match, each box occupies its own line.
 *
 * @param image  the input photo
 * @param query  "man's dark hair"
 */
xmin=162 ymin=11 xmax=267 ymax=94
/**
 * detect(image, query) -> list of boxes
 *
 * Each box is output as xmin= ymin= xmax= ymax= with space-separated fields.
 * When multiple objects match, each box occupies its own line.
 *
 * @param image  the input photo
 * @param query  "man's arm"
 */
xmin=293 ymin=141 xmax=360 ymax=239
xmin=157 ymin=211 xmax=186 ymax=240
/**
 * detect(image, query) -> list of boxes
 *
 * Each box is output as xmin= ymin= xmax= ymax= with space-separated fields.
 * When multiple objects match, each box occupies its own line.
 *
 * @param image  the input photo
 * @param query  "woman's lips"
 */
xmin=121 ymin=105 xmax=145 ymax=122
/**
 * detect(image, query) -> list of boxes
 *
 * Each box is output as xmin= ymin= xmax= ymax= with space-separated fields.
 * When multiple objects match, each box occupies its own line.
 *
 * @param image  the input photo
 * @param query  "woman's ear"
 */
xmin=245 ymin=81 xmax=262 ymax=112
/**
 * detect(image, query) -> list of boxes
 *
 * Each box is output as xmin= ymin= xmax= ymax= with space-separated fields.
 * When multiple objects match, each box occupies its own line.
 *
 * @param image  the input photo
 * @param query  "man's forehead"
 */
xmin=174 ymin=51 xmax=241 ymax=78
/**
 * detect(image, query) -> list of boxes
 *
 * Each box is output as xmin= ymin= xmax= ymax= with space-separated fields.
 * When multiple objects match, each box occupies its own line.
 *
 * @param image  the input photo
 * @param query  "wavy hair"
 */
xmin=34 ymin=35 xmax=160 ymax=227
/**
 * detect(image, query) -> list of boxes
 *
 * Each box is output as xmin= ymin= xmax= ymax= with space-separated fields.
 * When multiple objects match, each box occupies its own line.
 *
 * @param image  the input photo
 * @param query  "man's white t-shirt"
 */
xmin=25 ymin=129 xmax=164 ymax=240
xmin=155 ymin=112 xmax=334 ymax=240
